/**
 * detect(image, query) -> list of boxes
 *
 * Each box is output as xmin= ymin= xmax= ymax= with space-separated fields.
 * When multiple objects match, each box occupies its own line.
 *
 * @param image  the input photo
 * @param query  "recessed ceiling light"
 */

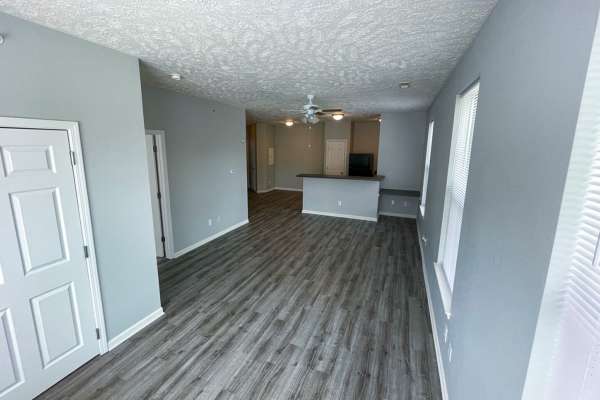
xmin=332 ymin=113 xmax=344 ymax=121
xmin=170 ymin=73 xmax=182 ymax=81
xmin=399 ymin=82 xmax=411 ymax=89
xmin=285 ymin=120 xmax=294 ymax=127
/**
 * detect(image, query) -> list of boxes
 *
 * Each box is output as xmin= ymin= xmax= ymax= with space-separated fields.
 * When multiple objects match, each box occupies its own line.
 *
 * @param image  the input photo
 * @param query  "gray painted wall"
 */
xmin=142 ymin=86 xmax=248 ymax=253
xmin=378 ymin=112 xmax=427 ymax=190
xmin=378 ymin=193 xmax=419 ymax=217
xmin=256 ymin=123 xmax=275 ymax=192
xmin=302 ymin=178 xmax=380 ymax=220
xmin=418 ymin=1 xmax=600 ymax=399
xmin=274 ymin=123 xmax=324 ymax=190
xmin=0 ymin=12 xmax=161 ymax=340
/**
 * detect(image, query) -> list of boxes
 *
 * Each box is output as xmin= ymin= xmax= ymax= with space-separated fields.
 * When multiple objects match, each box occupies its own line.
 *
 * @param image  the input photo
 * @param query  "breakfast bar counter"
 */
xmin=297 ymin=174 xmax=385 ymax=221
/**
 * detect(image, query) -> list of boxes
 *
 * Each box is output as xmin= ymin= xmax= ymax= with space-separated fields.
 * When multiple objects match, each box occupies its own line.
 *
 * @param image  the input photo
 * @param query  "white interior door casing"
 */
xmin=145 ymin=135 xmax=164 ymax=258
xmin=325 ymin=139 xmax=347 ymax=176
xmin=0 ymin=127 xmax=99 ymax=399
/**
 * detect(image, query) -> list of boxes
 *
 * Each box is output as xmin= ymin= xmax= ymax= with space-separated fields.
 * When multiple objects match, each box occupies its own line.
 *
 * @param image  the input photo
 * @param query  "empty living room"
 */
xmin=1 ymin=1 xmax=600 ymax=399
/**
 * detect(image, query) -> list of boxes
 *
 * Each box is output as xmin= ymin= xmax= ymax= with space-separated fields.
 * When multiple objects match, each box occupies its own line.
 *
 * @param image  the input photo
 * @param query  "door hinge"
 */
xmin=96 ymin=328 xmax=101 ymax=340
xmin=161 ymin=236 xmax=165 ymax=243
xmin=157 ymin=192 xmax=162 ymax=199
xmin=70 ymin=151 xmax=77 ymax=165
xmin=153 ymin=145 xmax=158 ymax=153
xmin=83 ymin=245 xmax=89 ymax=258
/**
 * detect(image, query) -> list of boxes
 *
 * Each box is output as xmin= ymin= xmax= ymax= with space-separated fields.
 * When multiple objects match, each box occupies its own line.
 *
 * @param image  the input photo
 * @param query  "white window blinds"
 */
xmin=450 ymin=83 xmax=479 ymax=210
xmin=522 ymin=15 xmax=600 ymax=399
xmin=420 ymin=121 xmax=435 ymax=216
xmin=436 ymin=82 xmax=479 ymax=315
xmin=546 ymin=139 xmax=600 ymax=400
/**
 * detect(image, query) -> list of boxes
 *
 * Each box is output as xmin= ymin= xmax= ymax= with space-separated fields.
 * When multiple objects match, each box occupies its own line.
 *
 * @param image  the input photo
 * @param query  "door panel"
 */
xmin=11 ymin=188 xmax=68 ymax=274
xmin=0 ymin=309 xmax=24 ymax=396
xmin=1 ymin=145 xmax=55 ymax=177
xmin=30 ymin=283 xmax=83 ymax=368
xmin=0 ymin=128 xmax=99 ymax=400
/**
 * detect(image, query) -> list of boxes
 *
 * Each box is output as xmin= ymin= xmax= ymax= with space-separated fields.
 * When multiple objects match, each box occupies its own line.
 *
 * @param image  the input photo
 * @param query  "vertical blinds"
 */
xmin=440 ymin=82 xmax=479 ymax=290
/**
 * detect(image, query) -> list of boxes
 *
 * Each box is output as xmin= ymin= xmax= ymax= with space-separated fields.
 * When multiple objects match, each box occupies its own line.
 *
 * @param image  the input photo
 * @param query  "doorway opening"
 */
xmin=145 ymin=130 xmax=174 ymax=260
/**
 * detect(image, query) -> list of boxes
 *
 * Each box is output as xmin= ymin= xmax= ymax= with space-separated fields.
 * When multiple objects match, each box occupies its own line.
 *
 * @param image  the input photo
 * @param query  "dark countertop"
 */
xmin=297 ymin=173 xmax=385 ymax=182
xmin=380 ymin=188 xmax=421 ymax=197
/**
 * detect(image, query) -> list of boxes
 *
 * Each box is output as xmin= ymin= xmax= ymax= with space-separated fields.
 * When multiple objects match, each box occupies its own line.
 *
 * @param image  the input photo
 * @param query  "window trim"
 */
xmin=420 ymin=120 xmax=435 ymax=217
xmin=436 ymin=80 xmax=480 ymax=318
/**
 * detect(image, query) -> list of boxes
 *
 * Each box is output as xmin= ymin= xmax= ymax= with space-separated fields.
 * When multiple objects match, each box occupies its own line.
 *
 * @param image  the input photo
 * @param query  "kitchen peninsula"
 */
xmin=297 ymin=174 xmax=385 ymax=221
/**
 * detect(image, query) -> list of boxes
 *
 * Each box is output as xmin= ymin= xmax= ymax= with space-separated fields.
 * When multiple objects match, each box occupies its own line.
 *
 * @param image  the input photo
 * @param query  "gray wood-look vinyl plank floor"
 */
xmin=37 ymin=190 xmax=441 ymax=400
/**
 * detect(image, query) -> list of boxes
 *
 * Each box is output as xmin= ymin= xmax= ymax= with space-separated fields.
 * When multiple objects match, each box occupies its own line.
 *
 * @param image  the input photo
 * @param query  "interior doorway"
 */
xmin=145 ymin=130 xmax=174 ymax=260
xmin=325 ymin=139 xmax=348 ymax=176
xmin=246 ymin=124 xmax=257 ymax=192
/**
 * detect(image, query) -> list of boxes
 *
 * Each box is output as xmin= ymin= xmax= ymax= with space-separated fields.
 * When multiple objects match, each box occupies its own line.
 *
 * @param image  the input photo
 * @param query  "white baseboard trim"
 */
xmin=108 ymin=307 xmax=164 ymax=351
xmin=416 ymin=223 xmax=449 ymax=400
xmin=379 ymin=211 xmax=417 ymax=219
xmin=173 ymin=219 xmax=249 ymax=258
xmin=274 ymin=187 xmax=303 ymax=192
xmin=256 ymin=188 xmax=275 ymax=194
xmin=302 ymin=209 xmax=377 ymax=222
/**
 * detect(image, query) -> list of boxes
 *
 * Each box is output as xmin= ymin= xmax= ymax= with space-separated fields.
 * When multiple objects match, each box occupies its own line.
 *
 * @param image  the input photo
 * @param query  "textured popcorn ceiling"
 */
xmin=0 ymin=0 xmax=497 ymax=122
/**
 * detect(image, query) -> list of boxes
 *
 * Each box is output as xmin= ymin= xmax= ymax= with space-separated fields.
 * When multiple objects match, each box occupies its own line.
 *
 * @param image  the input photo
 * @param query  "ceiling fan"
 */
xmin=285 ymin=95 xmax=344 ymax=125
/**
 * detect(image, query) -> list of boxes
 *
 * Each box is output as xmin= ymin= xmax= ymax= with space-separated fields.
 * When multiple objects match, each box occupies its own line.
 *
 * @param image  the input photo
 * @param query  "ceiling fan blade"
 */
xmin=320 ymin=109 xmax=343 ymax=113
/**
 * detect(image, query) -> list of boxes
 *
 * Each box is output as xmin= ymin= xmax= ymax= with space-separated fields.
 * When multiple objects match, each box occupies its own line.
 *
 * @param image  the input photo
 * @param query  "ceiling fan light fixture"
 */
xmin=332 ymin=113 xmax=344 ymax=121
xmin=303 ymin=114 xmax=320 ymax=125
xmin=285 ymin=120 xmax=294 ymax=127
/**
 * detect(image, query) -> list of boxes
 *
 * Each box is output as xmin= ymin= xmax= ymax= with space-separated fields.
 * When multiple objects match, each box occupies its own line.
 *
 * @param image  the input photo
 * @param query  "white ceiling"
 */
xmin=0 ymin=0 xmax=497 ymax=122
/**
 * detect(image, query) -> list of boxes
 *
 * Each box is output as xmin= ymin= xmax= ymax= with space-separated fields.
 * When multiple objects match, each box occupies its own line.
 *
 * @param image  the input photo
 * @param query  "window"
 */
xmin=435 ymin=81 xmax=479 ymax=317
xmin=420 ymin=120 xmax=435 ymax=216
xmin=523 ymin=25 xmax=600 ymax=397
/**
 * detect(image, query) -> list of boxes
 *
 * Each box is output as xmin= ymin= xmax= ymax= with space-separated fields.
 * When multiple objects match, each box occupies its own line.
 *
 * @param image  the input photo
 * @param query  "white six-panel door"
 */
xmin=0 ymin=128 xmax=99 ymax=399
xmin=325 ymin=139 xmax=347 ymax=176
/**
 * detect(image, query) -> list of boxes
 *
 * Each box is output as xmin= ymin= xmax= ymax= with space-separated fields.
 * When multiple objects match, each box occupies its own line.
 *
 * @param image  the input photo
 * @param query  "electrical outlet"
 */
xmin=391 ymin=200 xmax=395 ymax=205
xmin=448 ymin=343 xmax=453 ymax=363
xmin=208 ymin=218 xmax=212 ymax=227
xmin=444 ymin=326 xmax=449 ymax=343
xmin=337 ymin=200 xmax=342 ymax=207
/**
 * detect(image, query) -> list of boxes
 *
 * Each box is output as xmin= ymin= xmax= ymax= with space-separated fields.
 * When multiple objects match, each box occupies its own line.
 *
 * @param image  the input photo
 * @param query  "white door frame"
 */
xmin=145 ymin=130 xmax=175 ymax=259
xmin=0 ymin=116 xmax=109 ymax=354
xmin=324 ymin=138 xmax=348 ymax=176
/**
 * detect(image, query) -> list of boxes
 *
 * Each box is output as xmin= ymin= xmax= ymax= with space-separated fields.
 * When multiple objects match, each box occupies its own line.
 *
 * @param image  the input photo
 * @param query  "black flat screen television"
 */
xmin=349 ymin=153 xmax=374 ymax=177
